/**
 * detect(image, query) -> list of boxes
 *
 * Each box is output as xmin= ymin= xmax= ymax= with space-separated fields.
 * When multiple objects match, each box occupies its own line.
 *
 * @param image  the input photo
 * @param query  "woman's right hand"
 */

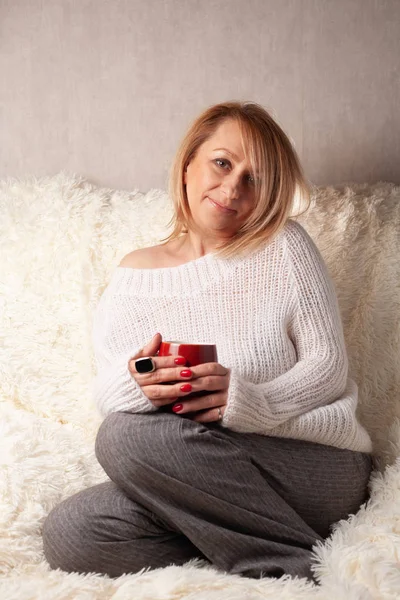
xmin=128 ymin=333 xmax=193 ymax=408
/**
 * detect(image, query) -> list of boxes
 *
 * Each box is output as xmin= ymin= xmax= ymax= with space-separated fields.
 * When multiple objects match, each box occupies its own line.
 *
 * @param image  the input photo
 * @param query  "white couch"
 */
xmin=1 ymin=172 xmax=400 ymax=599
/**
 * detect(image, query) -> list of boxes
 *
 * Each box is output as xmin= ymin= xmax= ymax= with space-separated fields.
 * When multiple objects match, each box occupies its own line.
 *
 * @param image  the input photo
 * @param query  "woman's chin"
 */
xmin=199 ymin=221 xmax=237 ymax=237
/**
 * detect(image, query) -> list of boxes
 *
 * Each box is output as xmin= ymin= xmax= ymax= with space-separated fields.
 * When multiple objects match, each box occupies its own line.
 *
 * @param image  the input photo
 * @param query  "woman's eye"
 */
xmin=215 ymin=158 xmax=229 ymax=168
xmin=214 ymin=159 xmax=256 ymax=185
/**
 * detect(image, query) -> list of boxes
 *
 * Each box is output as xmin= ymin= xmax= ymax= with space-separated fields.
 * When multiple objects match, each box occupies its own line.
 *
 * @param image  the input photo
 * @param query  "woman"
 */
xmin=42 ymin=101 xmax=373 ymax=582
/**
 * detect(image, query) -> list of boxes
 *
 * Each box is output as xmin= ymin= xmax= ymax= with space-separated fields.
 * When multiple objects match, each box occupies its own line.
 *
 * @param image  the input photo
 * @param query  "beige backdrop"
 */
xmin=1 ymin=0 xmax=399 ymax=192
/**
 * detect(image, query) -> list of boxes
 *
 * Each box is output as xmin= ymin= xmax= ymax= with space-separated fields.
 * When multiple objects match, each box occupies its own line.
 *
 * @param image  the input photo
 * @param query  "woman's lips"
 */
xmin=208 ymin=197 xmax=236 ymax=213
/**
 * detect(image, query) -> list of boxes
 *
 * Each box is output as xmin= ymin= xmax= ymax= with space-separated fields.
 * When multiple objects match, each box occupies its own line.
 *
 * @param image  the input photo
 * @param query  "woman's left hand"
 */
xmin=171 ymin=362 xmax=230 ymax=423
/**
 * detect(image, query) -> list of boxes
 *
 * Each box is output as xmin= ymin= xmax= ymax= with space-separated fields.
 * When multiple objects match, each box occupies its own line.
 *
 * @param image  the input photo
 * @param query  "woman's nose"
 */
xmin=221 ymin=172 xmax=242 ymax=199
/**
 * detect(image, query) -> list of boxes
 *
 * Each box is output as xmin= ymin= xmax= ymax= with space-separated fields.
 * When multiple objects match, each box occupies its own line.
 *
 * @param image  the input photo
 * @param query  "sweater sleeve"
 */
xmin=90 ymin=285 xmax=158 ymax=417
xmin=222 ymin=221 xmax=349 ymax=433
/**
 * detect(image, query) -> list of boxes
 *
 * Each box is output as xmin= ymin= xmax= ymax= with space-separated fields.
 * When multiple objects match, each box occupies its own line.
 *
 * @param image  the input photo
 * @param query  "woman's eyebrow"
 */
xmin=213 ymin=147 xmax=240 ymax=160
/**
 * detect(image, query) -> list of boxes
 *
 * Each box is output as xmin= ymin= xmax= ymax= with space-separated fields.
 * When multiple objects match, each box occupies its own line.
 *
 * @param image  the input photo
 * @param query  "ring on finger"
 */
xmin=134 ymin=357 xmax=156 ymax=373
xmin=217 ymin=406 xmax=222 ymax=421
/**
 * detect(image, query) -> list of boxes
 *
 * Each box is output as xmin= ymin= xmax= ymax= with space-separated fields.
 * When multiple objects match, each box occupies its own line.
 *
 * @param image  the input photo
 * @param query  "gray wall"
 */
xmin=1 ymin=0 xmax=399 ymax=192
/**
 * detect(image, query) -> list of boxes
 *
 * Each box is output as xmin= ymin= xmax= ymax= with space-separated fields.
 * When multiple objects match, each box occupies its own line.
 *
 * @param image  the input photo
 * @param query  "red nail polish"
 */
xmin=180 ymin=369 xmax=192 ymax=378
xmin=172 ymin=403 xmax=183 ymax=412
xmin=174 ymin=357 xmax=186 ymax=365
xmin=180 ymin=383 xmax=192 ymax=392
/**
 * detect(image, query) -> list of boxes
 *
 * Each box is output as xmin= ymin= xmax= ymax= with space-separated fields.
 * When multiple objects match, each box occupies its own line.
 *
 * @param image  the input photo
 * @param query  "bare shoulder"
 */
xmin=119 ymin=237 xmax=188 ymax=270
xmin=119 ymin=240 xmax=183 ymax=269
xmin=119 ymin=246 xmax=162 ymax=269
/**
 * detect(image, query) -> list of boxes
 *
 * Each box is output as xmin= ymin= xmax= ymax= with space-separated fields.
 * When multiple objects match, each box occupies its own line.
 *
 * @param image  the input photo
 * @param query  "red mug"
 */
xmin=158 ymin=341 xmax=218 ymax=367
xmin=157 ymin=341 xmax=218 ymax=410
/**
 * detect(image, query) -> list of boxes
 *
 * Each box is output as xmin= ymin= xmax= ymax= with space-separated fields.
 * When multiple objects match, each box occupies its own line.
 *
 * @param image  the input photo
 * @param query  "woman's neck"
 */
xmin=171 ymin=231 xmax=228 ymax=260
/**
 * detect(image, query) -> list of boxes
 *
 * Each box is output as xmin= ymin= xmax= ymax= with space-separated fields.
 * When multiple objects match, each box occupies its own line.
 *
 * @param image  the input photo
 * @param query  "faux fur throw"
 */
xmin=1 ymin=172 xmax=400 ymax=599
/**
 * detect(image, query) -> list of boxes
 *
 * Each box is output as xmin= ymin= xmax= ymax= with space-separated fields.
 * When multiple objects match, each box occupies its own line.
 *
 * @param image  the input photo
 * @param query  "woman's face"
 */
xmin=183 ymin=119 xmax=257 ymax=239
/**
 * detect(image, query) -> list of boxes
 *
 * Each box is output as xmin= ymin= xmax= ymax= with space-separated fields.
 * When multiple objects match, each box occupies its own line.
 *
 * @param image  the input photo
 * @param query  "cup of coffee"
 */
xmin=158 ymin=341 xmax=218 ymax=367
xmin=157 ymin=341 xmax=218 ymax=409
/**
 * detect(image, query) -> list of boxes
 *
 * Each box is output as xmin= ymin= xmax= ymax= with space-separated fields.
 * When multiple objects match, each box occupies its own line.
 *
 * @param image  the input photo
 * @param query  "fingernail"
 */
xmin=180 ymin=383 xmax=192 ymax=392
xmin=172 ymin=403 xmax=183 ymax=413
xmin=174 ymin=357 xmax=186 ymax=365
xmin=180 ymin=369 xmax=192 ymax=378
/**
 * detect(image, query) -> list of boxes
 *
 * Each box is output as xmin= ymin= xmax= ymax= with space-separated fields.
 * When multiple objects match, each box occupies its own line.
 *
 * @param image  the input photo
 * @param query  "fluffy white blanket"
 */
xmin=1 ymin=172 xmax=400 ymax=599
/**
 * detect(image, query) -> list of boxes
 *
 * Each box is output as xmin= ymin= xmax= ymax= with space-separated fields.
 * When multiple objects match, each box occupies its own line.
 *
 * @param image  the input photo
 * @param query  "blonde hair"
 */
xmin=160 ymin=100 xmax=313 ymax=259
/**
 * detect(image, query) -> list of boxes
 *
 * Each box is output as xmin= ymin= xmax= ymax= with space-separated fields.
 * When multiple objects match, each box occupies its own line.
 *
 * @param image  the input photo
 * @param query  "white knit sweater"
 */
xmin=91 ymin=219 xmax=372 ymax=453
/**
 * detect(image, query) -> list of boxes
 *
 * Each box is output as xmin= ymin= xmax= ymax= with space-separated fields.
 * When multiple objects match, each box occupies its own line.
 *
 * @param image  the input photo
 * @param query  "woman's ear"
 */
xmin=183 ymin=163 xmax=189 ymax=185
xmin=183 ymin=154 xmax=194 ymax=185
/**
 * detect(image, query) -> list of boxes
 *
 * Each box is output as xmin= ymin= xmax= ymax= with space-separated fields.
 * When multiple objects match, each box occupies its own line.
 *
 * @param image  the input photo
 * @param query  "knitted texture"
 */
xmin=92 ymin=219 xmax=372 ymax=453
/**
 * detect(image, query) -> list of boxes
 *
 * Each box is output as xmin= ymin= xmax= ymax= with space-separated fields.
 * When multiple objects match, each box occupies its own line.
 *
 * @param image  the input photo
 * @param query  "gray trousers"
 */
xmin=42 ymin=412 xmax=372 ymax=580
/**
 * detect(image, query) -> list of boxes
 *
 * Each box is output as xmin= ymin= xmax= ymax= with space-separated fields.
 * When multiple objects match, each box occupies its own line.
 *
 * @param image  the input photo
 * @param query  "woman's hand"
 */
xmin=170 ymin=362 xmax=230 ymax=423
xmin=128 ymin=333 xmax=230 ymax=422
xmin=128 ymin=333 xmax=188 ymax=406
